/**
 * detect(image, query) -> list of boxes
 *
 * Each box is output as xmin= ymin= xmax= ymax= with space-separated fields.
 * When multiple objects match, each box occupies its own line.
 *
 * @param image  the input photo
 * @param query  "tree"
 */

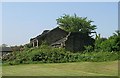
xmin=113 ymin=30 xmax=120 ymax=36
xmin=112 ymin=30 xmax=120 ymax=51
xmin=94 ymin=30 xmax=120 ymax=52
xmin=94 ymin=33 xmax=108 ymax=51
xmin=56 ymin=14 xmax=96 ymax=35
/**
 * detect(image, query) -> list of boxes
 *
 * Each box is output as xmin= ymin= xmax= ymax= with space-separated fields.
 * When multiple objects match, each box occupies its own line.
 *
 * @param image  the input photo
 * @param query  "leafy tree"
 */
xmin=94 ymin=30 xmax=120 ymax=52
xmin=100 ymin=38 xmax=114 ymax=52
xmin=56 ymin=14 xmax=96 ymax=35
xmin=111 ymin=30 xmax=120 ymax=51
xmin=94 ymin=33 xmax=107 ymax=52
xmin=113 ymin=30 xmax=120 ymax=36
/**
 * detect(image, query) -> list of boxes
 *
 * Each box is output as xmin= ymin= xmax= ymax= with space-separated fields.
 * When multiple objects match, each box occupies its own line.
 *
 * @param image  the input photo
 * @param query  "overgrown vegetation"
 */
xmin=2 ymin=43 xmax=119 ymax=65
xmin=93 ymin=30 xmax=120 ymax=52
xmin=2 ymin=14 xmax=120 ymax=65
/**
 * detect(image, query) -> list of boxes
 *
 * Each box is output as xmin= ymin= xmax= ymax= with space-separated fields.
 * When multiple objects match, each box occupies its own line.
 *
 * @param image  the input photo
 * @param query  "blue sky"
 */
xmin=2 ymin=2 xmax=118 ymax=46
xmin=0 ymin=2 xmax=2 ymax=46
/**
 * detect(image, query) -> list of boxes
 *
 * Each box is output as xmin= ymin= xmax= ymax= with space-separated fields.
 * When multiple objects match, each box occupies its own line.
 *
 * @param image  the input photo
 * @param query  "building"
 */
xmin=0 ymin=47 xmax=13 ymax=58
xmin=30 ymin=27 xmax=95 ymax=52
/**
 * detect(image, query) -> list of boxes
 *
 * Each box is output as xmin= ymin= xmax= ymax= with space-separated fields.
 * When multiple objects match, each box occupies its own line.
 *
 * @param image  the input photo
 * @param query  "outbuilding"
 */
xmin=30 ymin=27 xmax=95 ymax=52
xmin=0 ymin=47 xmax=13 ymax=57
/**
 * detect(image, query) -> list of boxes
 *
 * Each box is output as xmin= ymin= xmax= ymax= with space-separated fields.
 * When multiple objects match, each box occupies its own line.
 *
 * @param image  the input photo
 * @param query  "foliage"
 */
xmin=94 ymin=30 xmax=120 ymax=52
xmin=10 ymin=45 xmax=24 ymax=52
xmin=2 ymin=15 xmax=119 ymax=66
xmin=3 ymin=44 xmax=119 ymax=65
xmin=56 ymin=14 xmax=96 ymax=35
xmin=24 ymin=43 xmax=33 ymax=48
xmin=84 ymin=45 xmax=94 ymax=52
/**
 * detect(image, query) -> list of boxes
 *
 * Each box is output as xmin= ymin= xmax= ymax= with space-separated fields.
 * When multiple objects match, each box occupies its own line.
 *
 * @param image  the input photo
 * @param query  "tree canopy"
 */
xmin=94 ymin=30 xmax=120 ymax=52
xmin=56 ymin=14 xmax=96 ymax=35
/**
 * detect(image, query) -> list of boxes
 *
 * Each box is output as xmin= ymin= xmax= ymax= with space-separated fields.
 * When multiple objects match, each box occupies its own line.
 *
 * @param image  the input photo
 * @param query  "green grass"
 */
xmin=2 ymin=61 xmax=118 ymax=76
xmin=0 ymin=64 xmax=2 ymax=78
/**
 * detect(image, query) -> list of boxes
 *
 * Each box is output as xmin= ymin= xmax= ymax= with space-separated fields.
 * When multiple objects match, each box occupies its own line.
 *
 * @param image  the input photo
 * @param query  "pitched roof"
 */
xmin=0 ymin=47 xmax=12 ymax=52
xmin=32 ymin=27 xmax=68 ymax=40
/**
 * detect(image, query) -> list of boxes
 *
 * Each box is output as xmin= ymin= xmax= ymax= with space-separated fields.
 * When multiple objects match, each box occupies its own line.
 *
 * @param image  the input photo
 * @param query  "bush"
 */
xmin=3 ymin=44 xmax=119 ymax=65
xmin=94 ymin=31 xmax=120 ymax=52
xmin=84 ymin=45 xmax=94 ymax=52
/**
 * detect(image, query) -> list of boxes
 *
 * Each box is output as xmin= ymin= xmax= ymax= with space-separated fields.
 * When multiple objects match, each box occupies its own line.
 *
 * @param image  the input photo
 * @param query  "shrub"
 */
xmin=84 ymin=45 xmax=94 ymax=52
xmin=3 ymin=44 xmax=119 ymax=65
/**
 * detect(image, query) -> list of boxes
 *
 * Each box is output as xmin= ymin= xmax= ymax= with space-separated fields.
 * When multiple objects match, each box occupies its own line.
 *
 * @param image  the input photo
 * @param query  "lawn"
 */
xmin=2 ymin=61 xmax=118 ymax=76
